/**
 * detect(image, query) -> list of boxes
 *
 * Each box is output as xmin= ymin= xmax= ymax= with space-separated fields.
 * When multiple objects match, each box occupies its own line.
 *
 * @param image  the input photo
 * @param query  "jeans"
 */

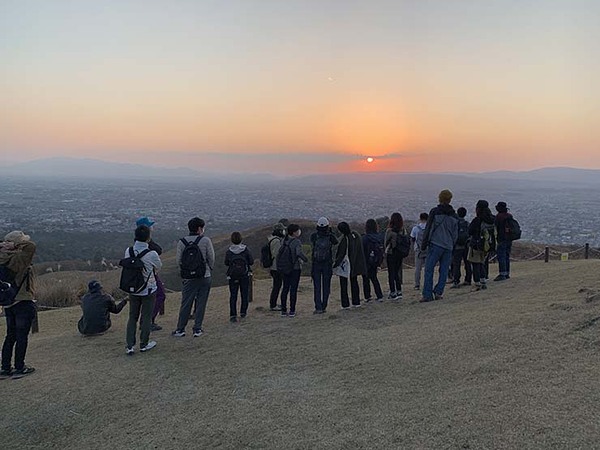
xmin=497 ymin=240 xmax=512 ymax=276
xmin=1 ymin=300 xmax=36 ymax=371
xmin=312 ymin=261 xmax=333 ymax=311
xmin=269 ymin=270 xmax=283 ymax=309
xmin=229 ymin=276 xmax=250 ymax=317
xmin=452 ymin=247 xmax=472 ymax=284
xmin=387 ymin=254 xmax=403 ymax=294
xmin=423 ymin=244 xmax=453 ymax=300
xmin=340 ymin=276 xmax=361 ymax=307
xmin=126 ymin=292 xmax=156 ymax=349
xmin=281 ymin=270 xmax=301 ymax=313
xmin=414 ymin=254 xmax=426 ymax=287
xmin=176 ymin=277 xmax=212 ymax=332
xmin=363 ymin=266 xmax=383 ymax=300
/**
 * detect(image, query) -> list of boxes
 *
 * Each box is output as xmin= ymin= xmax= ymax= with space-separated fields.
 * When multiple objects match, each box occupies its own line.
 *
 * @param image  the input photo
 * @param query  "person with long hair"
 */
xmin=468 ymin=200 xmax=496 ymax=291
xmin=384 ymin=213 xmax=406 ymax=299
xmin=334 ymin=222 xmax=367 ymax=308
xmin=362 ymin=219 xmax=384 ymax=302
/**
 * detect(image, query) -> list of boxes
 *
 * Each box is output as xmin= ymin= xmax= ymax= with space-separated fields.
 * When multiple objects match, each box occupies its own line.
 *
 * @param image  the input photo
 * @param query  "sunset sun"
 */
xmin=366 ymin=157 xmax=374 ymax=163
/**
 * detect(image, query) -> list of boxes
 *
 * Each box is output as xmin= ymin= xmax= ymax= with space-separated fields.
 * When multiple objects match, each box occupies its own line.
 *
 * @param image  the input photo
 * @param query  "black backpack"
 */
xmin=395 ymin=232 xmax=411 ymax=259
xmin=229 ymin=252 xmax=249 ymax=280
xmin=506 ymin=217 xmax=522 ymax=241
xmin=179 ymin=236 xmax=207 ymax=279
xmin=365 ymin=237 xmax=384 ymax=268
xmin=276 ymin=239 xmax=295 ymax=275
xmin=457 ymin=219 xmax=470 ymax=246
xmin=0 ymin=266 xmax=22 ymax=307
xmin=260 ymin=238 xmax=278 ymax=269
xmin=312 ymin=234 xmax=333 ymax=263
xmin=119 ymin=248 xmax=152 ymax=294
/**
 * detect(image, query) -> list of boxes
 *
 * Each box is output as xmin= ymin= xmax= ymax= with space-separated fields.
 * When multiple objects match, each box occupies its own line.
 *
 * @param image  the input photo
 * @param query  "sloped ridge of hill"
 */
xmin=2 ymin=260 xmax=600 ymax=448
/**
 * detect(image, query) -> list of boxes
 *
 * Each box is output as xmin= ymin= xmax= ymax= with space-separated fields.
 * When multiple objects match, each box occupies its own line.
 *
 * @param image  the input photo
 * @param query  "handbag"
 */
xmin=333 ymin=236 xmax=351 ymax=278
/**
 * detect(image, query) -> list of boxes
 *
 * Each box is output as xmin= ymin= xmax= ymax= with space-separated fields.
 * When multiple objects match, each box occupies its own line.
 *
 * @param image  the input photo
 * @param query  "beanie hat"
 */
xmin=317 ymin=217 xmax=330 ymax=228
xmin=495 ymin=201 xmax=508 ymax=212
xmin=438 ymin=190 xmax=453 ymax=204
xmin=88 ymin=280 xmax=102 ymax=293
xmin=3 ymin=231 xmax=31 ymax=244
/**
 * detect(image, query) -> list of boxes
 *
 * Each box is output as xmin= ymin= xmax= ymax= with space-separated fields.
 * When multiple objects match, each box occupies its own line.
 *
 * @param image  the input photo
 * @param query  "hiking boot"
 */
xmin=193 ymin=329 xmax=204 ymax=337
xmin=289 ymin=311 xmax=296 ymax=317
xmin=270 ymin=306 xmax=282 ymax=312
xmin=494 ymin=275 xmax=507 ymax=282
xmin=0 ymin=368 xmax=12 ymax=380
xmin=172 ymin=330 xmax=186 ymax=338
xmin=230 ymin=316 xmax=238 ymax=323
xmin=140 ymin=341 xmax=157 ymax=352
xmin=12 ymin=366 xmax=35 ymax=379
xmin=126 ymin=347 xmax=135 ymax=355
xmin=150 ymin=323 xmax=162 ymax=332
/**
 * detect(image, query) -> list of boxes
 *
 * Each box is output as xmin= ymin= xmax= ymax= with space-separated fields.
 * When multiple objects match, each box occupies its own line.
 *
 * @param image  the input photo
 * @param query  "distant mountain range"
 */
xmin=1 ymin=157 xmax=598 ymax=185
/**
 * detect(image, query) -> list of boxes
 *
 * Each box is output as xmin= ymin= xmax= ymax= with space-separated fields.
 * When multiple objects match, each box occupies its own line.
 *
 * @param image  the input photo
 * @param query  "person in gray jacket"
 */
xmin=78 ymin=280 xmax=127 ymax=336
xmin=420 ymin=190 xmax=459 ymax=302
xmin=172 ymin=217 xmax=215 ymax=338
xmin=277 ymin=224 xmax=308 ymax=317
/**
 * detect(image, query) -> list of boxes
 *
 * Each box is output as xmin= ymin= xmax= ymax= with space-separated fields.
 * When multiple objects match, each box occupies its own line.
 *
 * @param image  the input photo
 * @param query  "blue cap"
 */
xmin=136 ymin=217 xmax=155 ymax=227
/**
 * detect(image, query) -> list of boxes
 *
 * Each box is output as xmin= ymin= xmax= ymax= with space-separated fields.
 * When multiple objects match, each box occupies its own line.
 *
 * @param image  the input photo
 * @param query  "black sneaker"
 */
xmin=313 ymin=309 xmax=324 ymax=314
xmin=12 ymin=366 xmax=35 ymax=379
xmin=270 ymin=306 xmax=282 ymax=312
xmin=150 ymin=323 xmax=162 ymax=332
xmin=364 ymin=297 xmax=373 ymax=303
xmin=240 ymin=313 xmax=247 ymax=319
xmin=450 ymin=283 xmax=460 ymax=289
xmin=494 ymin=275 xmax=507 ymax=282
xmin=230 ymin=316 xmax=237 ymax=323
xmin=462 ymin=281 xmax=472 ymax=286
xmin=481 ymin=283 xmax=488 ymax=290
xmin=281 ymin=311 xmax=288 ymax=317
xmin=434 ymin=293 xmax=444 ymax=301
xmin=0 ymin=368 xmax=12 ymax=380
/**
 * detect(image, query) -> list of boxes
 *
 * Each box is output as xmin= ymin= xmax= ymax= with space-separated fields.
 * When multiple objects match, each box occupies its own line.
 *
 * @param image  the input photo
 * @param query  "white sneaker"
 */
xmin=352 ymin=304 xmax=362 ymax=308
xmin=140 ymin=341 xmax=157 ymax=352
xmin=126 ymin=347 xmax=135 ymax=355
xmin=193 ymin=329 xmax=204 ymax=338
xmin=172 ymin=330 xmax=185 ymax=338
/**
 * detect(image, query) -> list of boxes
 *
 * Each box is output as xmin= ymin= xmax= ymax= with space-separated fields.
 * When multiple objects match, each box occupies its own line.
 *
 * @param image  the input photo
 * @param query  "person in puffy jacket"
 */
xmin=78 ymin=280 xmax=127 ymax=336
xmin=224 ymin=232 xmax=254 ymax=322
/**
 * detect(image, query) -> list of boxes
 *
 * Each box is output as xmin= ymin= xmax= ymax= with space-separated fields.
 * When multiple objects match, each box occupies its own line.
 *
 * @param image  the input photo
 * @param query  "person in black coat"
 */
xmin=78 ymin=281 xmax=127 ymax=336
xmin=334 ymin=222 xmax=367 ymax=309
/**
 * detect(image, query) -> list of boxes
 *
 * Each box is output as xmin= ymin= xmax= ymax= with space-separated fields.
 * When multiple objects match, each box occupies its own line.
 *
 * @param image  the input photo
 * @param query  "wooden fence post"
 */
xmin=585 ymin=243 xmax=590 ymax=260
xmin=544 ymin=247 xmax=550 ymax=263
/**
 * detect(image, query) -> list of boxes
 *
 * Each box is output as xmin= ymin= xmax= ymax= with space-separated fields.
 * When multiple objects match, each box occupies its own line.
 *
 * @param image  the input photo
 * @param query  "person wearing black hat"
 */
xmin=467 ymin=200 xmax=496 ymax=291
xmin=78 ymin=281 xmax=127 ymax=336
xmin=494 ymin=201 xmax=513 ymax=281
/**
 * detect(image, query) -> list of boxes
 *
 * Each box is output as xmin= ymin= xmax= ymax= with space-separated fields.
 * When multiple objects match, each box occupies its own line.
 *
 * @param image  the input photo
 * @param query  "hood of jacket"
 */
xmin=228 ymin=244 xmax=247 ymax=255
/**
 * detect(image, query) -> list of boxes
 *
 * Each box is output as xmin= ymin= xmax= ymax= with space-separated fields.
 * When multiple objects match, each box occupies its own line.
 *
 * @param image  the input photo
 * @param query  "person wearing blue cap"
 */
xmin=135 ymin=217 xmax=165 ymax=331
xmin=78 ymin=281 xmax=127 ymax=336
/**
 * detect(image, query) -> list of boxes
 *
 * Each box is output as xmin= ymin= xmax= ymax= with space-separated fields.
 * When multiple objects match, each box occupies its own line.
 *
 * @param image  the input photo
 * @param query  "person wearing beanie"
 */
xmin=267 ymin=223 xmax=286 ymax=311
xmin=78 ymin=281 xmax=128 ymax=336
xmin=494 ymin=201 xmax=513 ymax=281
xmin=0 ymin=231 xmax=38 ymax=379
xmin=334 ymin=222 xmax=367 ymax=309
xmin=467 ymin=200 xmax=497 ymax=291
xmin=310 ymin=217 xmax=338 ymax=313
xmin=420 ymin=190 xmax=459 ymax=302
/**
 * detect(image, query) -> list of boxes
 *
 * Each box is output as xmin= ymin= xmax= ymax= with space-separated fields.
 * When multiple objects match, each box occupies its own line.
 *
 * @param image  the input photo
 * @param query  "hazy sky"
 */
xmin=1 ymin=0 xmax=598 ymax=174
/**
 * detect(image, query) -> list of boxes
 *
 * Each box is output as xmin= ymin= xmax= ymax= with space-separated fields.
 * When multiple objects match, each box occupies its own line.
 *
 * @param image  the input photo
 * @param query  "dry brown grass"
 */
xmin=1 ymin=260 xmax=600 ymax=449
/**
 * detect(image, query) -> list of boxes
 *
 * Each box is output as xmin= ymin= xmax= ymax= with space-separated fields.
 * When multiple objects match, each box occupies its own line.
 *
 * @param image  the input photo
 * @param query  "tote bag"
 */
xmin=333 ymin=236 xmax=351 ymax=278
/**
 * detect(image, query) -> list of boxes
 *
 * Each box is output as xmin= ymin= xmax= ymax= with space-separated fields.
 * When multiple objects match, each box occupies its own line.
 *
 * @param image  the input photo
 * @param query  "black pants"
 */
xmin=387 ymin=254 xmax=403 ymax=293
xmin=452 ymin=248 xmax=472 ymax=284
xmin=312 ymin=261 xmax=333 ymax=311
xmin=269 ymin=270 xmax=283 ymax=309
xmin=281 ymin=270 xmax=301 ymax=313
xmin=2 ymin=300 xmax=36 ymax=371
xmin=340 ymin=276 xmax=360 ymax=307
xmin=229 ymin=277 xmax=250 ymax=317
xmin=472 ymin=263 xmax=486 ymax=284
xmin=363 ymin=266 xmax=383 ymax=300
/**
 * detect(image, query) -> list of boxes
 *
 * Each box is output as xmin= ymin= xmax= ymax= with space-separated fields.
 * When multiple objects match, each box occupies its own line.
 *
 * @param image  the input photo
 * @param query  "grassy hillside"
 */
xmin=2 ymin=260 xmax=600 ymax=448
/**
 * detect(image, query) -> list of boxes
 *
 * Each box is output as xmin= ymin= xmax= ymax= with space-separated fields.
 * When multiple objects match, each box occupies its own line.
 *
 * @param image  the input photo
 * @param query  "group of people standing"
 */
xmin=0 ymin=189 xmax=520 ymax=374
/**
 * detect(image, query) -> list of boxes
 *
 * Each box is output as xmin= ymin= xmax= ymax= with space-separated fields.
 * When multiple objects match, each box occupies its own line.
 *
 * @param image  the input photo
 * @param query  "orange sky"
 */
xmin=1 ymin=1 xmax=598 ymax=174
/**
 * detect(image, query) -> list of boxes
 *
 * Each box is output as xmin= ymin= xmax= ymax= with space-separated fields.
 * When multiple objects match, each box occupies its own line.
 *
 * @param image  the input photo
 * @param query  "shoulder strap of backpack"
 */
xmin=128 ymin=247 xmax=135 ymax=258
xmin=136 ymin=249 xmax=152 ymax=260
xmin=193 ymin=236 xmax=203 ymax=245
